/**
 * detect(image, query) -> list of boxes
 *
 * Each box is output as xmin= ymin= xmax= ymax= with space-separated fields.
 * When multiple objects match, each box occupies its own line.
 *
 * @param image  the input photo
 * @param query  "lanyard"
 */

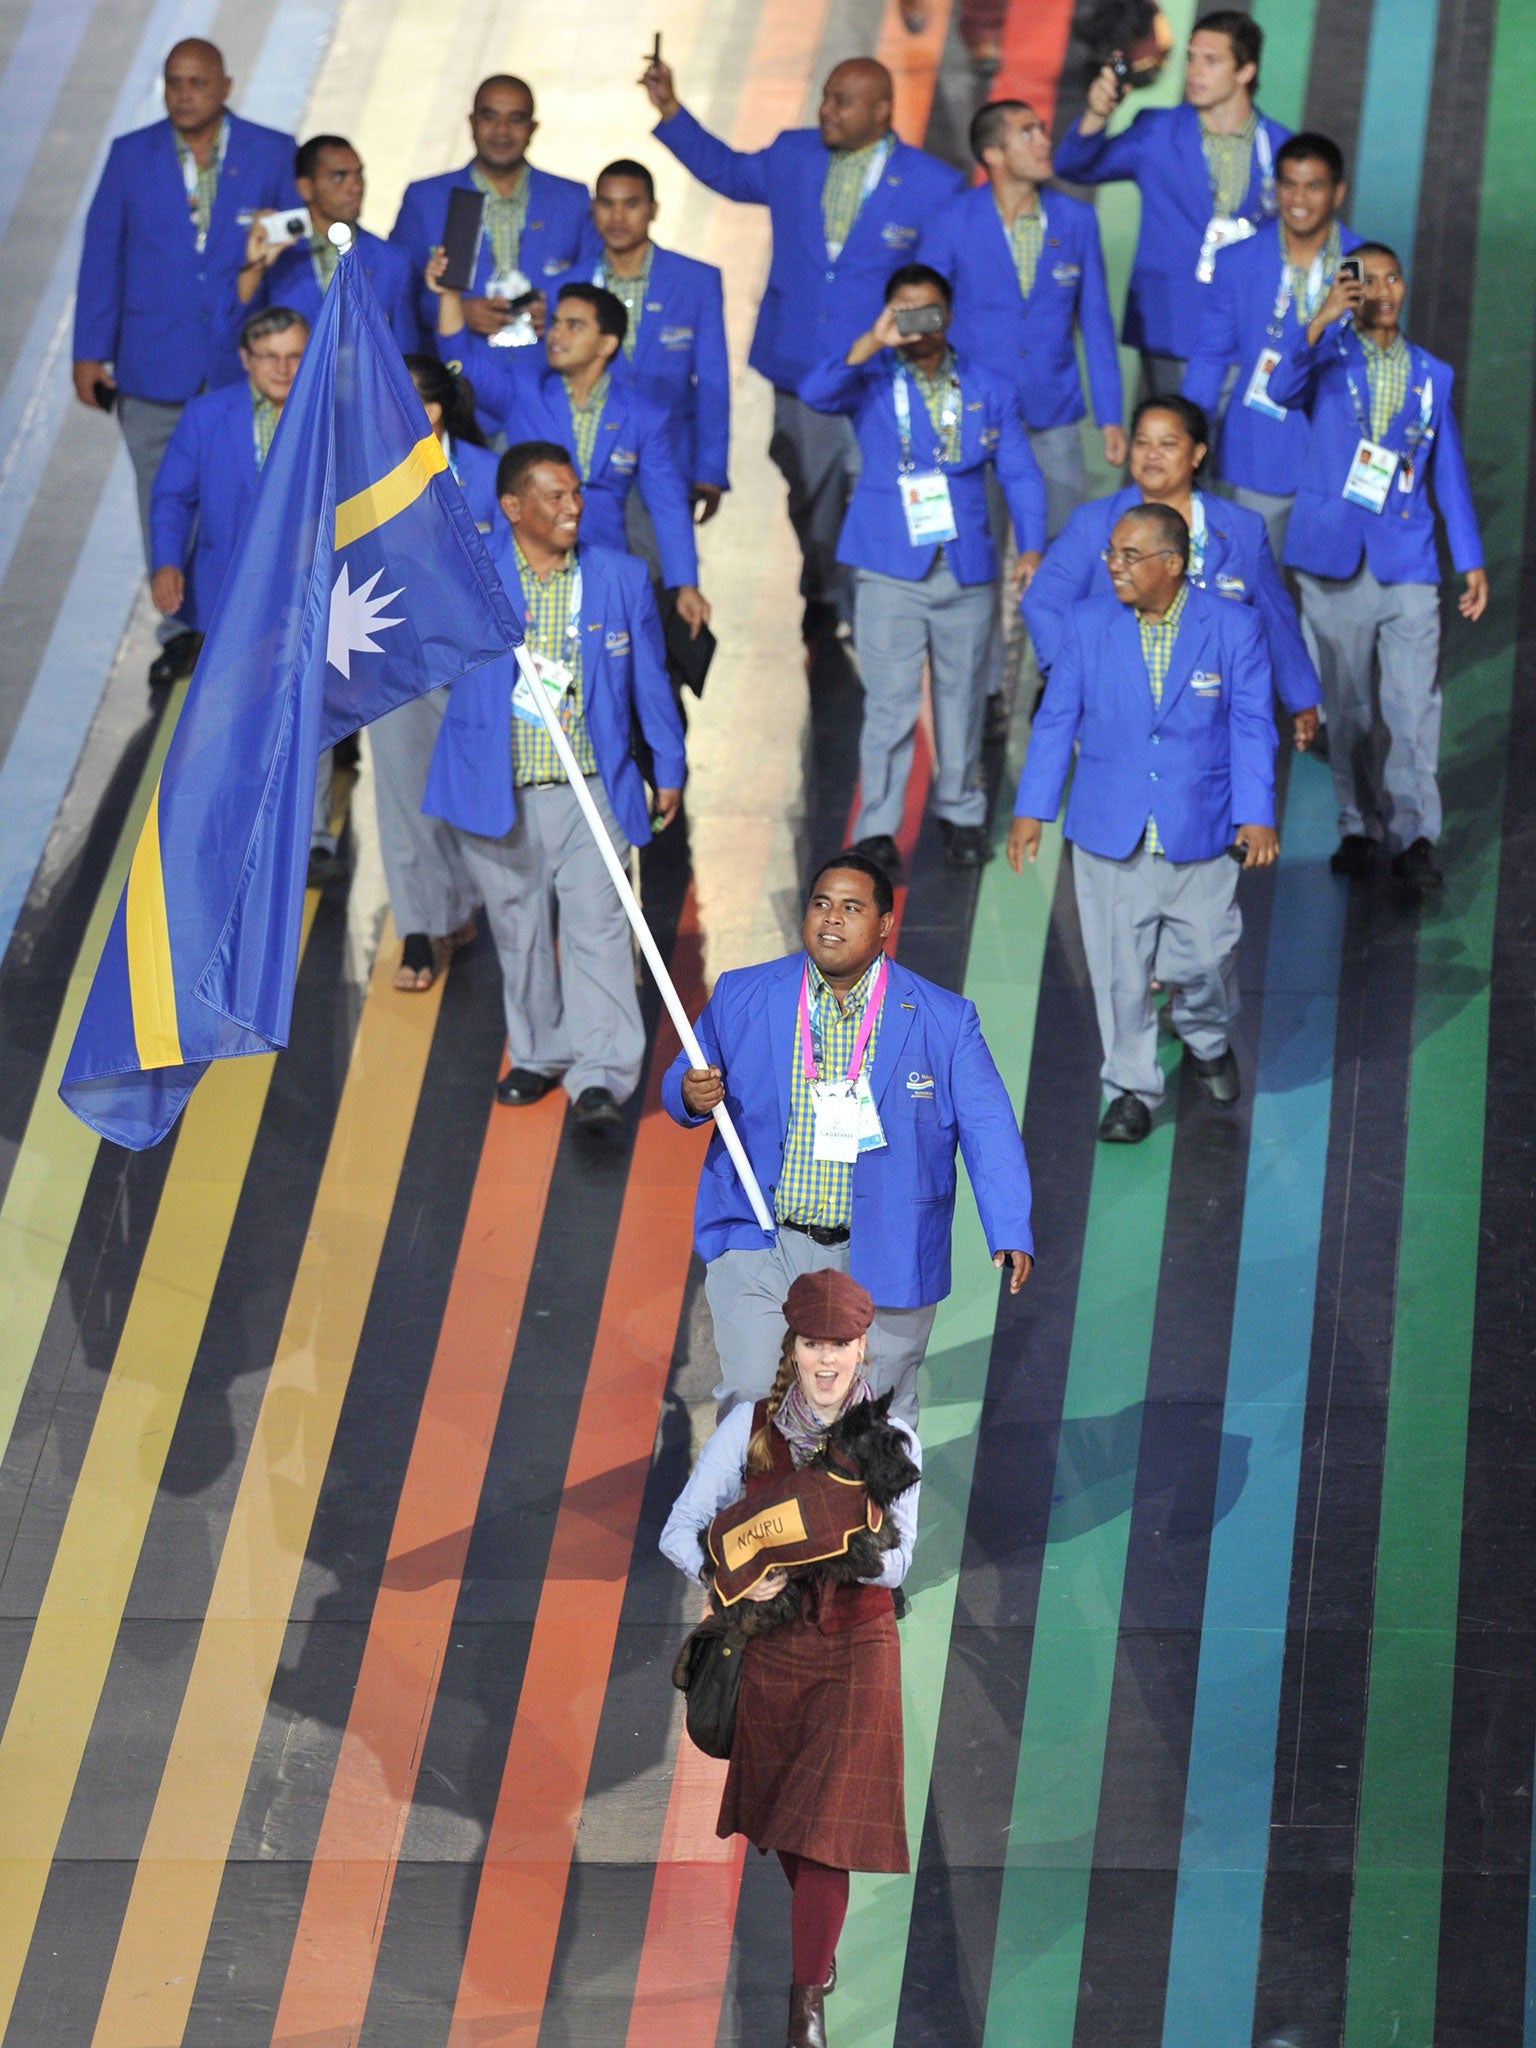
xmin=1253 ymin=124 xmax=1274 ymax=218
xmin=1268 ymin=225 xmax=1338 ymax=336
xmin=525 ymin=559 xmax=583 ymax=657
xmin=892 ymin=360 xmax=961 ymax=473
xmin=1340 ymin=332 xmax=1434 ymax=452
xmin=1187 ymin=493 xmax=1208 ymax=582
xmin=798 ymin=957 xmax=887 ymax=1085
xmin=178 ymin=117 xmax=227 ymax=198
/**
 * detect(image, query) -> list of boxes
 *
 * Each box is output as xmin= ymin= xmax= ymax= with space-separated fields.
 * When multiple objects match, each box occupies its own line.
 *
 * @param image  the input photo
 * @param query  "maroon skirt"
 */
xmin=716 ymin=1596 xmax=908 ymax=1873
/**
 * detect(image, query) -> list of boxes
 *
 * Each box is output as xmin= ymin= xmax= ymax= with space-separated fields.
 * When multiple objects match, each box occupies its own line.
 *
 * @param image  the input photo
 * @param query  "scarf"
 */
xmin=774 ymin=1373 xmax=876 ymax=1467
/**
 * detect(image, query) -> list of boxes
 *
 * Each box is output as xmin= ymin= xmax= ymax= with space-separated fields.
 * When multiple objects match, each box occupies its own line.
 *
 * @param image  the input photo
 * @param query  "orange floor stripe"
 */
xmin=623 ymin=1737 xmax=745 ymax=2048
xmin=270 ymin=1082 xmax=566 ymax=2047
xmin=878 ymin=0 xmax=957 ymax=143
xmin=446 ymin=890 xmax=710 ymax=2044
xmin=995 ymin=0 xmax=1078 ymax=128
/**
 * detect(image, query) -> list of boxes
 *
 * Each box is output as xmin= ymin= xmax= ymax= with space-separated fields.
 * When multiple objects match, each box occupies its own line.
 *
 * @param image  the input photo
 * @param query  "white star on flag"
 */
xmin=327 ymin=563 xmax=404 ymax=679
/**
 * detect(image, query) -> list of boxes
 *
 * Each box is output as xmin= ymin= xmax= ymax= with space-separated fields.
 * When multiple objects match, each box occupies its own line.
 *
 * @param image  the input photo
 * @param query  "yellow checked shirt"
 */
xmin=909 ymin=348 xmax=963 ymax=465
xmin=251 ymin=389 xmax=279 ymax=469
xmin=511 ymin=542 xmax=598 ymax=786
xmin=310 ymin=233 xmax=340 ymax=292
xmin=1002 ymin=202 xmax=1045 ymax=299
xmin=564 ymin=372 xmax=612 ymax=480
xmin=471 ymin=164 xmax=531 ymax=279
xmin=1138 ymin=582 xmax=1188 ymax=854
xmin=600 ymin=248 xmax=653 ymax=358
xmin=821 ymin=136 xmax=890 ymax=259
xmin=1359 ymin=331 xmax=1411 ymax=441
xmin=175 ymin=120 xmax=224 ymax=252
xmin=775 ymin=955 xmax=885 ymax=1231
xmin=1201 ymin=112 xmax=1258 ymax=218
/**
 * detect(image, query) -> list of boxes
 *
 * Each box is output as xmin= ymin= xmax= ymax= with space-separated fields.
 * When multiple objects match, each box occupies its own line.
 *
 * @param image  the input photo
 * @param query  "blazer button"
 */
xmin=1149 ymin=770 xmax=1159 ymax=781
xmin=1151 ymin=733 xmax=1160 ymax=744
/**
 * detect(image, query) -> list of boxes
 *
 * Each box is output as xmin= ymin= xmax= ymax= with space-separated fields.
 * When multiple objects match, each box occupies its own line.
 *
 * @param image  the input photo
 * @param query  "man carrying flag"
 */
xmin=61 ymin=236 xmax=522 ymax=1148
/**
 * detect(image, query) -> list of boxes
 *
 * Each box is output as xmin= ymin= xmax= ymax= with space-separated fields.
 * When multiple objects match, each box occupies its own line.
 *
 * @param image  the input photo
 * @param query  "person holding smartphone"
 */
xmin=1265 ymin=244 xmax=1486 ymax=896
xmin=798 ymin=264 xmax=1047 ymax=877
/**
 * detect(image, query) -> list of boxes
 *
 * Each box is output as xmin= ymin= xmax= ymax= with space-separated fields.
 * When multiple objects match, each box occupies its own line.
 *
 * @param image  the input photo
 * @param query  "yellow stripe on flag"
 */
xmin=334 ymin=433 xmax=447 ymax=547
xmin=125 ymin=783 xmax=183 ymax=1070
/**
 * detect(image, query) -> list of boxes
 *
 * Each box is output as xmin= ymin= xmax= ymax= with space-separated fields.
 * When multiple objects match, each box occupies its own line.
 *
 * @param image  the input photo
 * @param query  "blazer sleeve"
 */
xmin=662 ymin=982 xmax=727 ymax=1124
xmin=1182 ymin=249 xmax=1243 ymax=412
xmin=1077 ymin=218 xmax=1124 ymax=427
xmin=1013 ymin=608 xmax=1088 ymax=819
xmin=1428 ymin=394 xmax=1485 ymax=573
xmin=74 ymin=144 xmax=127 ymax=363
xmin=1020 ymin=504 xmax=1099 ymax=671
xmin=149 ymin=404 xmax=202 ymax=571
xmin=653 ymin=106 xmax=774 ymax=205
xmin=949 ymin=1002 xmax=1034 ymax=1257
xmin=635 ymin=411 xmax=700 ymax=587
xmin=1052 ymin=113 xmax=1147 ymax=187
xmin=1251 ymin=530 xmax=1322 ymax=711
xmin=1264 ymin=327 xmax=1325 ymax=411
xmin=993 ymin=392 xmax=1048 ymax=554
xmin=1226 ymin=607 xmax=1278 ymax=828
xmin=628 ymin=571 xmax=688 ymax=787
xmin=916 ymin=203 xmax=957 ymax=281
xmin=441 ymin=327 xmax=539 ymax=425
xmin=798 ymin=353 xmax=869 ymax=416
xmin=691 ymin=268 xmax=732 ymax=489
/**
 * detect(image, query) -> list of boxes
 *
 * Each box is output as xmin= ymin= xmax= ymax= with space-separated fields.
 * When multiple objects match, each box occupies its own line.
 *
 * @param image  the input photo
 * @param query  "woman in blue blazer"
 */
xmin=1022 ymin=395 xmax=1320 ymax=747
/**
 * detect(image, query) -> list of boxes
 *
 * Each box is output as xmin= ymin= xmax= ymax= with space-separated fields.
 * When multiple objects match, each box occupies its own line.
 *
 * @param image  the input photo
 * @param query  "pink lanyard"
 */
xmin=798 ymin=957 xmax=887 ymax=1085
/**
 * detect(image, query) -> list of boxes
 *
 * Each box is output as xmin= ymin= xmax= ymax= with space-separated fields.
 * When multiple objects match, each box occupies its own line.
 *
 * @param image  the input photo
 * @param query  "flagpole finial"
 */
xmin=328 ymin=222 xmax=354 ymax=254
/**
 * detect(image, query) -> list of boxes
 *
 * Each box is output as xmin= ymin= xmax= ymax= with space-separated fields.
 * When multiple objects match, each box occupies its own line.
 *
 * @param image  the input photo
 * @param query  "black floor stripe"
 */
xmin=1303 ymin=0 xmax=1375 ymax=176
xmin=1410 ymin=0 xmax=1497 ymax=380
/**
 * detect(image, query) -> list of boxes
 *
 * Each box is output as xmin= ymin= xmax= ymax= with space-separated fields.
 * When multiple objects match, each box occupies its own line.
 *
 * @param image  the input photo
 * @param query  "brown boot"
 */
xmin=787 ymin=1980 xmax=828 ymax=2047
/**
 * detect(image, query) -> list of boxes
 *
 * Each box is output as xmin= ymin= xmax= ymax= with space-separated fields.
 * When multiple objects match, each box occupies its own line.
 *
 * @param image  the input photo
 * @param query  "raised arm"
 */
xmin=644 ymin=61 xmax=776 ymax=207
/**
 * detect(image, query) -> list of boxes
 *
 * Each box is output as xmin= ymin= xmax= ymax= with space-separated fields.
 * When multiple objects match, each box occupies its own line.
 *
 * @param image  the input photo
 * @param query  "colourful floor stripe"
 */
xmin=86 ymin=922 xmax=446 ymax=2048
xmin=1351 ymin=0 xmax=1441 ymax=265
xmin=882 ymin=0 xmax=955 ymax=143
xmin=1158 ymin=755 xmax=1347 ymax=2048
xmin=1249 ymin=0 xmax=1321 ymax=131
xmin=1342 ymin=0 xmax=1536 ymax=2033
xmin=995 ymin=0 xmax=1076 ymax=130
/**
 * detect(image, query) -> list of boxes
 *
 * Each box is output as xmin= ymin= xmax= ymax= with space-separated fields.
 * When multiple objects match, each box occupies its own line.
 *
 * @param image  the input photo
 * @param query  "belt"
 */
xmin=779 ymin=1218 xmax=850 ymax=1247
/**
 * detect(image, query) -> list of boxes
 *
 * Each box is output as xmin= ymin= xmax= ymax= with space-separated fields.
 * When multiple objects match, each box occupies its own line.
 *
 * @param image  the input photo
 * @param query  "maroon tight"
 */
xmin=777 ymin=1852 xmax=850 ymax=1986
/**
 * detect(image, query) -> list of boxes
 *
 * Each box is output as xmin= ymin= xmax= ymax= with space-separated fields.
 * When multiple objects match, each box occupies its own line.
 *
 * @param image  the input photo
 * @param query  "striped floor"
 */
xmin=0 ymin=0 xmax=1533 ymax=2043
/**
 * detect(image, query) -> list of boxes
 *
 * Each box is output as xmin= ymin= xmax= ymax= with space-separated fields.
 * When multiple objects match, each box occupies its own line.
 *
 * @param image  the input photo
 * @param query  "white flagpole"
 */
xmin=512 ymin=643 xmax=776 ymax=1237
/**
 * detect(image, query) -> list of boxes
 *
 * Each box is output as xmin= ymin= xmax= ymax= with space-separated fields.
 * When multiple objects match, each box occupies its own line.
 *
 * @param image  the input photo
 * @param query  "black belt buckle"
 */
xmin=784 ymin=1219 xmax=850 ymax=1247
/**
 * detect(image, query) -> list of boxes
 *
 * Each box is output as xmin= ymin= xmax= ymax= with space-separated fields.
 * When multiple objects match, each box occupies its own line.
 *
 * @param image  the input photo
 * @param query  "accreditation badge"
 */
xmin=512 ymin=652 xmax=574 ymax=724
xmin=1343 ymin=437 xmax=1398 ymax=513
xmin=900 ymin=469 xmax=959 ymax=546
xmin=811 ymin=1082 xmax=861 ymax=1164
xmin=1242 ymin=346 xmax=1289 ymax=422
xmin=853 ymin=1071 xmax=887 ymax=1154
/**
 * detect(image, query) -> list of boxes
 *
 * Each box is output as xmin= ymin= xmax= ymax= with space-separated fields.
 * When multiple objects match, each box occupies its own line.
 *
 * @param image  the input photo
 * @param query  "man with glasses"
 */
xmin=1008 ymin=503 xmax=1278 ymax=1143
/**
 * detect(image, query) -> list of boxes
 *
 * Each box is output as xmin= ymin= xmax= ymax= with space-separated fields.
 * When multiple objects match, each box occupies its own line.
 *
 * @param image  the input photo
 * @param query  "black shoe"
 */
xmin=306 ymin=844 xmax=350 ymax=888
xmin=984 ymin=690 xmax=1011 ymax=743
xmin=1391 ymin=836 xmax=1444 ymax=896
xmin=496 ymin=1067 xmax=557 ymax=1107
xmin=1330 ymin=833 xmax=1377 ymax=878
xmin=1098 ymin=1092 xmax=1152 ymax=1143
xmin=572 ymin=1085 xmax=624 ymax=1131
xmin=1187 ymin=1045 xmax=1240 ymax=1104
xmin=942 ymin=822 xmax=994 ymax=869
xmin=849 ymin=833 xmax=904 ymax=883
xmin=801 ymin=599 xmax=840 ymax=644
xmin=148 ymin=630 xmax=202 ymax=689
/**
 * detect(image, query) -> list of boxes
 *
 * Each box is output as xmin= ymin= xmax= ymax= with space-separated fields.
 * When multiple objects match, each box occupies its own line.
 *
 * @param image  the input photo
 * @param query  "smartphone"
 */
xmin=1227 ymin=842 xmax=1249 ymax=864
xmin=256 ymin=206 xmax=311 ymax=248
xmin=440 ymin=187 xmax=485 ymax=292
xmin=894 ymin=303 xmax=946 ymax=337
xmin=652 ymin=31 xmax=662 ymax=63
xmin=1339 ymin=256 xmax=1362 ymax=282
xmin=93 ymin=378 xmax=117 ymax=414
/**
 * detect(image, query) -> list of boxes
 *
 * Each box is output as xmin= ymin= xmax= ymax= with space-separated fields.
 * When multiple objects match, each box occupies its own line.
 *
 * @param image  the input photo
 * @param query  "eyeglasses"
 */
xmin=247 ymin=350 xmax=305 ymax=367
xmin=1101 ymin=546 xmax=1178 ymax=568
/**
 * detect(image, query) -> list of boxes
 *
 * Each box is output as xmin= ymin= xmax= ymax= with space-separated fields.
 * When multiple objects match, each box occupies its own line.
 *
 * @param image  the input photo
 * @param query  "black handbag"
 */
xmin=670 ymin=1610 xmax=747 ymax=1759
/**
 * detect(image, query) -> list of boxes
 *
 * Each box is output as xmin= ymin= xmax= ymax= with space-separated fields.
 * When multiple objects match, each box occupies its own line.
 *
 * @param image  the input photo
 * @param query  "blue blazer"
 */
xmin=75 ymin=113 xmax=297 ymax=399
xmin=1053 ymin=102 xmax=1290 ymax=360
xmin=389 ymin=161 xmax=592 ymax=352
xmin=449 ymin=438 xmax=499 ymax=530
xmin=1014 ymin=586 xmax=1277 ymax=860
xmin=551 ymin=243 xmax=731 ymax=489
xmin=653 ymin=109 xmax=964 ymax=391
xmin=148 ymin=381 xmax=261 ymax=630
xmin=423 ymin=535 xmax=686 ymax=846
xmin=1022 ymin=485 xmax=1319 ymax=711
xmin=661 ymin=951 xmax=1033 ymax=1306
xmin=919 ymin=185 xmax=1122 ymax=432
xmin=1266 ymin=325 xmax=1484 ymax=582
xmin=221 ymin=226 xmax=418 ymax=357
xmin=443 ymin=332 xmax=699 ymax=587
xmin=799 ymin=349 xmax=1047 ymax=580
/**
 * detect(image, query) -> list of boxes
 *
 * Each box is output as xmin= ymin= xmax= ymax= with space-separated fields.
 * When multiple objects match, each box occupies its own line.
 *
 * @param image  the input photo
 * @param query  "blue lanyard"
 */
xmin=1339 ymin=331 xmax=1434 ymax=452
xmin=892 ymin=358 xmax=961 ymax=472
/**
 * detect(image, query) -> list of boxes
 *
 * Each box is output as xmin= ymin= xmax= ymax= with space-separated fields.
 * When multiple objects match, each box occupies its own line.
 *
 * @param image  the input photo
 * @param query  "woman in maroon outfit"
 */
xmin=661 ymin=1270 xmax=923 ymax=2048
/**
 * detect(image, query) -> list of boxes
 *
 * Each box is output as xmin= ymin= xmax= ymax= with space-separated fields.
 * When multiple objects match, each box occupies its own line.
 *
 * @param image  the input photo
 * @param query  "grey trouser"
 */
xmin=853 ymin=558 xmax=995 ymax=838
xmin=370 ymin=685 xmax=479 ymax=936
xmin=1231 ymin=483 xmax=1295 ymax=562
xmin=624 ymin=485 xmax=664 ymax=589
xmin=704 ymin=1231 xmax=939 ymax=1425
xmin=119 ymin=394 xmax=187 ymax=644
xmin=1073 ymin=841 xmax=1241 ymax=1106
xmin=769 ymin=389 xmax=859 ymax=617
xmin=1139 ymin=352 xmax=1187 ymax=400
xmin=1295 ymin=566 xmax=1442 ymax=848
xmin=455 ymin=776 xmax=644 ymax=1102
xmin=1027 ymin=420 xmax=1089 ymax=540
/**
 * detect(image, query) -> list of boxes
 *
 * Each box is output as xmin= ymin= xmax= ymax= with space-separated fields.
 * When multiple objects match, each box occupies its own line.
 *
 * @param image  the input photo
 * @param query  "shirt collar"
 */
xmin=471 ymin=161 xmax=526 ymax=200
xmin=564 ymin=369 xmax=610 ymax=413
xmin=512 ymin=536 xmax=573 ymax=585
xmin=1356 ymin=328 xmax=1408 ymax=362
xmin=806 ymin=952 xmax=883 ymax=1010
xmin=1140 ymin=581 xmax=1188 ymax=631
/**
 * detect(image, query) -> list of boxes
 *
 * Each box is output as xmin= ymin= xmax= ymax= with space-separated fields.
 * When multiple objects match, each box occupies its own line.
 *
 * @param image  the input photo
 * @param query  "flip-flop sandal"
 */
xmin=394 ymin=932 xmax=437 ymax=991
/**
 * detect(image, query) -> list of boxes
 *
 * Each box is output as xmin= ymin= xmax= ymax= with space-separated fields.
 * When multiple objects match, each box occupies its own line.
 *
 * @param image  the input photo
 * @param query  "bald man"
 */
xmin=643 ymin=53 xmax=964 ymax=640
xmin=75 ymin=39 xmax=297 ymax=682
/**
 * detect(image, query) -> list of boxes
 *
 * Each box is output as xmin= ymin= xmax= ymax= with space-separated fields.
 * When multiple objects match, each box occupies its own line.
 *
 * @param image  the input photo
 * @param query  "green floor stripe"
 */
xmin=1342 ymin=3 xmax=1536 ymax=2040
xmin=980 ymin=1044 xmax=1177 ymax=2048
xmin=1251 ymin=0 xmax=1320 ymax=131
xmin=834 ymin=755 xmax=1062 ymax=2048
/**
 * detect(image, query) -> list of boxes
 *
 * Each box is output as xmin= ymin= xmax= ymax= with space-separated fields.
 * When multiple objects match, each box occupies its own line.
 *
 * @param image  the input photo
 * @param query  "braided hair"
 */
xmin=746 ymin=1329 xmax=801 ymax=1476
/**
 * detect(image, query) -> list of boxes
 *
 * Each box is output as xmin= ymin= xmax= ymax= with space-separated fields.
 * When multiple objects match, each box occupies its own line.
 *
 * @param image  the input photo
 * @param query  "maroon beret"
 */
xmin=783 ymin=1267 xmax=875 ymax=1342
